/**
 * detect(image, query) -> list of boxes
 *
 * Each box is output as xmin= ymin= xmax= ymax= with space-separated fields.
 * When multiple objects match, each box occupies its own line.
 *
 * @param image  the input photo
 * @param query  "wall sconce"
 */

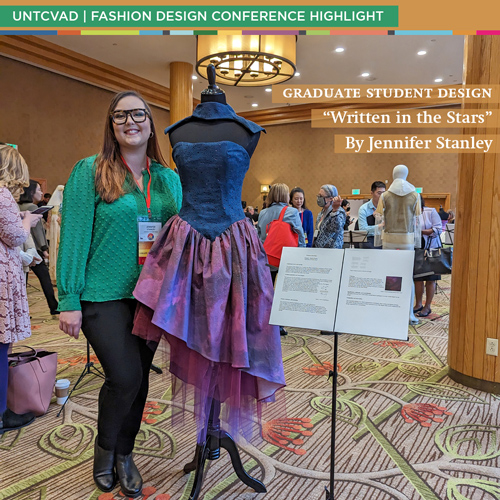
xmin=260 ymin=184 xmax=270 ymax=194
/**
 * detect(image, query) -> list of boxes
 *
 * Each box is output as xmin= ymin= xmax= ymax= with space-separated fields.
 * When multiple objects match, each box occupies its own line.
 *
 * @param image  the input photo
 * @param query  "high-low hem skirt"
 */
xmin=132 ymin=215 xmax=286 ymax=441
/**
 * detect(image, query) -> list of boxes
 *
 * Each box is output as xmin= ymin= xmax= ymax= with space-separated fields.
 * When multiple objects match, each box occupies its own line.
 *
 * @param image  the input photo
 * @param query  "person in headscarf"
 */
xmin=313 ymin=184 xmax=345 ymax=249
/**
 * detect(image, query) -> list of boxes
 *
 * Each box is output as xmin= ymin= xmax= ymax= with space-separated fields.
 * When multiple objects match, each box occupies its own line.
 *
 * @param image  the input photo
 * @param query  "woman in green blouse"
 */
xmin=57 ymin=91 xmax=182 ymax=497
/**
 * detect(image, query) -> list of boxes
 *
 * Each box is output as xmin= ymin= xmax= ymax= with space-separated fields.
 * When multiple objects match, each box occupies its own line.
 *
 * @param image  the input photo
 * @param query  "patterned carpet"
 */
xmin=1 ymin=275 xmax=500 ymax=500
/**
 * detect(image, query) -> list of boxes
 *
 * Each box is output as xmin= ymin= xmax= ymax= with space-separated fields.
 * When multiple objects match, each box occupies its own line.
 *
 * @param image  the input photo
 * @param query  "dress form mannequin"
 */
xmin=132 ymin=65 xmax=283 ymax=499
xmin=376 ymin=165 xmax=421 ymax=324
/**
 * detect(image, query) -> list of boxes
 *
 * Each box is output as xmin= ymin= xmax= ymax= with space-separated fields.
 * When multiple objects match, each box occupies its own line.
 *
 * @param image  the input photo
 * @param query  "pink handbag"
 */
xmin=7 ymin=346 xmax=58 ymax=416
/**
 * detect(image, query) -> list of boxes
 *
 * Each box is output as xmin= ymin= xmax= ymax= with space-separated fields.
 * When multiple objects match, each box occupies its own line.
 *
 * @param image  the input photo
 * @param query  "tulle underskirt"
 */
xmin=132 ymin=215 xmax=286 ymax=441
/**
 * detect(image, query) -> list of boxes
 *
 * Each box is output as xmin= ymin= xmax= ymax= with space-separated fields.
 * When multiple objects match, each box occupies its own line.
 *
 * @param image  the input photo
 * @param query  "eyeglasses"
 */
xmin=110 ymin=108 xmax=150 ymax=125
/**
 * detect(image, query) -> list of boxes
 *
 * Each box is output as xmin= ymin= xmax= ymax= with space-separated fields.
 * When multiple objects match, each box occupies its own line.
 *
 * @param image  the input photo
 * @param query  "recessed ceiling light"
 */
xmin=252 ymin=103 xmax=258 ymax=107
xmin=335 ymin=47 xmax=345 ymax=53
xmin=434 ymin=78 xmax=443 ymax=83
xmin=417 ymin=50 xmax=427 ymax=55
xmin=192 ymin=75 xmax=198 ymax=80
xmin=295 ymin=72 xmax=301 ymax=76
xmin=265 ymin=88 xmax=272 ymax=92
xmin=361 ymin=72 xmax=370 ymax=77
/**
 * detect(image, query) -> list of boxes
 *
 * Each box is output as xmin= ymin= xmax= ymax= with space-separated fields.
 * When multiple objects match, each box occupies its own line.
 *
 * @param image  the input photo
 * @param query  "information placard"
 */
xmin=334 ymin=249 xmax=414 ymax=339
xmin=270 ymin=247 xmax=414 ymax=340
xmin=269 ymin=248 xmax=344 ymax=331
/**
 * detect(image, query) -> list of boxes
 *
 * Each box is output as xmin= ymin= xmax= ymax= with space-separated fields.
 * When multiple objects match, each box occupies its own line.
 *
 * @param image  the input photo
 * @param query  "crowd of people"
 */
xmin=0 ymin=89 xmax=455 ymax=498
xmin=247 ymin=177 xmax=455 ymax=323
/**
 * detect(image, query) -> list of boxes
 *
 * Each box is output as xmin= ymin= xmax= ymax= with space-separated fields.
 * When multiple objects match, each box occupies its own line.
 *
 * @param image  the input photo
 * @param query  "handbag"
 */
xmin=7 ymin=346 xmax=58 ymax=416
xmin=413 ymin=233 xmax=453 ymax=278
xmin=263 ymin=206 xmax=299 ymax=267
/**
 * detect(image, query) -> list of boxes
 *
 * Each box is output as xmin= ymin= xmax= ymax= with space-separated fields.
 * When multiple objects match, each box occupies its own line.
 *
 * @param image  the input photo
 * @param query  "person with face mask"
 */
xmin=313 ymin=184 xmax=345 ymax=249
xmin=341 ymin=199 xmax=353 ymax=230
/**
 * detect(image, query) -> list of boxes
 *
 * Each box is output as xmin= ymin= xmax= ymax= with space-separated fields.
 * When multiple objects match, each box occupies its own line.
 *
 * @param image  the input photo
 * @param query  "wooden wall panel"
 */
xmin=0 ymin=35 xmax=172 ymax=109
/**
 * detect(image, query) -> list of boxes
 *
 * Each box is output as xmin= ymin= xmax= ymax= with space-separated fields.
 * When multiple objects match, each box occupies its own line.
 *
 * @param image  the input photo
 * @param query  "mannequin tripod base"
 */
xmin=183 ymin=423 xmax=266 ymax=500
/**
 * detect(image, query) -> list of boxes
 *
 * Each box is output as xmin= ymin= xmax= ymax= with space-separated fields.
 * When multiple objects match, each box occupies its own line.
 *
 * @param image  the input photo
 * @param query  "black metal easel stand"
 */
xmin=183 ymin=400 xmax=267 ymax=500
xmin=325 ymin=331 xmax=340 ymax=500
xmin=57 ymin=340 xmax=105 ymax=417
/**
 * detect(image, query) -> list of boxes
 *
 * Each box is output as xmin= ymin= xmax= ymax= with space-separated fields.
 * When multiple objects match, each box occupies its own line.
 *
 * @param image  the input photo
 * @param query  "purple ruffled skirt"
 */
xmin=132 ymin=215 xmax=286 ymax=441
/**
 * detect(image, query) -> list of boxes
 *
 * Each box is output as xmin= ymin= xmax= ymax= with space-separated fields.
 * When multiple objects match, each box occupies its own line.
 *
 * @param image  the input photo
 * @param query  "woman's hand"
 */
xmin=20 ymin=211 xmax=43 ymax=229
xmin=59 ymin=311 xmax=82 ymax=339
xmin=332 ymin=196 xmax=342 ymax=210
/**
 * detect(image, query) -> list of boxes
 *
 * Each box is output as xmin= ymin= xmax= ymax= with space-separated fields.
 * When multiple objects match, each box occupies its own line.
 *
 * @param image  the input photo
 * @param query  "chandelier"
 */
xmin=196 ymin=35 xmax=297 ymax=87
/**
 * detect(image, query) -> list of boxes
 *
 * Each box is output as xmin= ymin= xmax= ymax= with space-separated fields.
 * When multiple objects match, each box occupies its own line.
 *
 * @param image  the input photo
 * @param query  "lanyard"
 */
xmin=121 ymin=155 xmax=152 ymax=217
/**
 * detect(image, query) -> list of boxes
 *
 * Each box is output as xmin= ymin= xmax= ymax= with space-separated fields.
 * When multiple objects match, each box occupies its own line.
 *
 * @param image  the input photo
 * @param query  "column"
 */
xmin=448 ymin=35 xmax=500 ymax=392
xmin=169 ymin=61 xmax=193 ymax=168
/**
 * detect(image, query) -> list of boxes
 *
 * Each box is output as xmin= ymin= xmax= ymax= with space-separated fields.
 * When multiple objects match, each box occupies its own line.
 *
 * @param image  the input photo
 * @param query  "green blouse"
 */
xmin=57 ymin=155 xmax=182 ymax=311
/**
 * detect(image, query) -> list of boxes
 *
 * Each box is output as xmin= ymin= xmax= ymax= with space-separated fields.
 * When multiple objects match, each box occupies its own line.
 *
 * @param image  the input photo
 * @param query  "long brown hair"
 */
xmin=95 ymin=90 xmax=168 ymax=203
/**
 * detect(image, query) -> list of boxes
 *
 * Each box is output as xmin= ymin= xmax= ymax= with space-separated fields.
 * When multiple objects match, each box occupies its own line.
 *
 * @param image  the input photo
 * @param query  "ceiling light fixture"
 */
xmin=361 ymin=72 xmax=370 ymax=77
xmin=196 ymin=35 xmax=297 ymax=87
xmin=265 ymin=88 xmax=272 ymax=92
xmin=252 ymin=103 xmax=259 ymax=107
xmin=335 ymin=47 xmax=345 ymax=53
xmin=417 ymin=50 xmax=427 ymax=55
xmin=434 ymin=78 xmax=443 ymax=82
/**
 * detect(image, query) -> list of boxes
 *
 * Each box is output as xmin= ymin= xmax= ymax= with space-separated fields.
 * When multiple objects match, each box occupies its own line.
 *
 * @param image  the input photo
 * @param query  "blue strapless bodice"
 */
xmin=166 ymin=102 xmax=265 ymax=240
xmin=173 ymin=141 xmax=250 ymax=240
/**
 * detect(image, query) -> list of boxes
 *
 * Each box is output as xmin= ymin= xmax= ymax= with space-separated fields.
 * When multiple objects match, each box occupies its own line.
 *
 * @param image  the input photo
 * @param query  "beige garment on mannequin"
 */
xmin=375 ymin=191 xmax=421 ymax=246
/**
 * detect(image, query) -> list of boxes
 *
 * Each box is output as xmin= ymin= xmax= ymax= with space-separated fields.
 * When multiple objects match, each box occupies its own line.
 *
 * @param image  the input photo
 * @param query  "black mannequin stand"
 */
xmin=173 ymin=64 xmax=266 ymax=499
xmin=183 ymin=400 xmax=266 ymax=500
xmin=57 ymin=340 xmax=104 ymax=417
xmin=325 ymin=331 xmax=340 ymax=500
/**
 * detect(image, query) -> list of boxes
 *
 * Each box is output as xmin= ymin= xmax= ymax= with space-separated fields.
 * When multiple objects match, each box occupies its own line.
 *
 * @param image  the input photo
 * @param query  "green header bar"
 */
xmin=0 ymin=6 xmax=398 ymax=28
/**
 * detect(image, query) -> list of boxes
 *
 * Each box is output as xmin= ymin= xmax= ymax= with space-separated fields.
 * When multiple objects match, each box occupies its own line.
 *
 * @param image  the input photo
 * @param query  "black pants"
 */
xmin=31 ymin=261 xmax=58 ymax=313
xmin=81 ymin=300 xmax=156 ymax=455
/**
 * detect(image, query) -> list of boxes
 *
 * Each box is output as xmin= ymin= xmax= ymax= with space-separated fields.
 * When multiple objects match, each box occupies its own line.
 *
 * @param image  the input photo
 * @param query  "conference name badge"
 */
xmin=137 ymin=216 xmax=161 ymax=265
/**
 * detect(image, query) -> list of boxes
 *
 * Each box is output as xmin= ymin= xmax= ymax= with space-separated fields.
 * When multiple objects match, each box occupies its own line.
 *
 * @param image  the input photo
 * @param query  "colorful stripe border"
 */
xmin=0 ymin=29 xmax=497 ymax=35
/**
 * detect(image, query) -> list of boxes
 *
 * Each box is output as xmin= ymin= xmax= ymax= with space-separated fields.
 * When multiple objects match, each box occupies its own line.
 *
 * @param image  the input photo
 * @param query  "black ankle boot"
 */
xmin=116 ymin=452 xmax=142 ymax=498
xmin=0 ymin=408 xmax=35 ymax=434
xmin=93 ymin=441 xmax=116 ymax=492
